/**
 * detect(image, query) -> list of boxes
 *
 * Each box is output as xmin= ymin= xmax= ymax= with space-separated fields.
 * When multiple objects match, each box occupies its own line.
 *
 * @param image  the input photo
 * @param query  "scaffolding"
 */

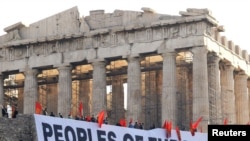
xmin=4 ymin=75 xmax=18 ymax=106
xmin=141 ymin=56 xmax=162 ymax=129
xmin=106 ymin=60 xmax=126 ymax=125
xmin=176 ymin=51 xmax=193 ymax=130
xmin=72 ymin=66 xmax=81 ymax=117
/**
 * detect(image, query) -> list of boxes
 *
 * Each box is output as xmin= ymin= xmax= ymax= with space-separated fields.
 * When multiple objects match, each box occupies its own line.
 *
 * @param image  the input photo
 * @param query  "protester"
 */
xmin=50 ymin=112 xmax=55 ymax=117
xmin=43 ymin=108 xmax=48 ymax=115
xmin=7 ymin=104 xmax=12 ymax=118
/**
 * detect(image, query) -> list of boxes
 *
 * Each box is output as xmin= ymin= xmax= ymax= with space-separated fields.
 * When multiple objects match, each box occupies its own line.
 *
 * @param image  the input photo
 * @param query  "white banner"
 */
xmin=34 ymin=114 xmax=208 ymax=141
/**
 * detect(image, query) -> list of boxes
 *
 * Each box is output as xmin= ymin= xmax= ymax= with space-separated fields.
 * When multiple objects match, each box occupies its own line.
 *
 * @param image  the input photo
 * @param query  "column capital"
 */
xmin=208 ymin=52 xmax=220 ymax=64
xmin=23 ymin=68 xmax=40 ymax=77
xmin=235 ymin=71 xmax=248 ymax=79
xmin=91 ymin=61 xmax=106 ymax=68
xmin=191 ymin=47 xmax=208 ymax=55
xmin=127 ymin=56 xmax=141 ymax=63
xmin=161 ymin=51 xmax=176 ymax=58
xmin=57 ymin=65 xmax=72 ymax=71
xmin=223 ymin=63 xmax=234 ymax=71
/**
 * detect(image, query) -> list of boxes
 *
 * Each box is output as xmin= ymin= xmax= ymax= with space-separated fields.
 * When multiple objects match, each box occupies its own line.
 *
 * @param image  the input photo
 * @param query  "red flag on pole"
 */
xmin=190 ymin=116 xmax=203 ymax=136
xmin=35 ymin=101 xmax=42 ymax=114
xmin=78 ymin=101 xmax=83 ymax=118
xmin=119 ymin=118 xmax=127 ymax=127
xmin=98 ymin=110 xmax=105 ymax=128
xmin=176 ymin=126 xmax=181 ymax=141
xmin=166 ymin=121 xmax=172 ymax=138
xmin=163 ymin=120 xmax=172 ymax=138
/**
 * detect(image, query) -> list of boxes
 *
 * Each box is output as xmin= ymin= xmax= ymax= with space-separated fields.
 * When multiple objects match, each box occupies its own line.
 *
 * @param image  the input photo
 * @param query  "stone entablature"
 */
xmin=0 ymin=7 xmax=218 ymax=72
xmin=0 ymin=7 xmax=249 ymax=75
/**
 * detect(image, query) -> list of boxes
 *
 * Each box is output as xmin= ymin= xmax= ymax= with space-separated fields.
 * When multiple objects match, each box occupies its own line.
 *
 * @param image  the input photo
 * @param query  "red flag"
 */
xmin=35 ymin=101 xmax=42 ymax=114
xmin=192 ymin=117 xmax=202 ymax=129
xmin=78 ymin=101 xmax=83 ymax=118
xmin=190 ymin=116 xmax=203 ymax=136
xmin=98 ymin=110 xmax=105 ymax=128
xmin=223 ymin=118 xmax=228 ymax=125
xmin=163 ymin=120 xmax=172 ymax=138
xmin=86 ymin=115 xmax=91 ymax=122
xmin=166 ymin=121 xmax=172 ymax=138
xmin=190 ymin=121 xmax=195 ymax=136
xmin=176 ymin=126 xmax=181 ymax=141
xmin=119 ymin=118 xmax=127 ymax=127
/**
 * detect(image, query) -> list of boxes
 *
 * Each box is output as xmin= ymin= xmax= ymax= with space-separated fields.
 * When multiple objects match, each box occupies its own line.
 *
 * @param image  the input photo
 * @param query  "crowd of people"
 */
xmin=40 ymin=108 xmax=156 ymax=130
xmin=1 ymin=105 xmax=155 ymax=130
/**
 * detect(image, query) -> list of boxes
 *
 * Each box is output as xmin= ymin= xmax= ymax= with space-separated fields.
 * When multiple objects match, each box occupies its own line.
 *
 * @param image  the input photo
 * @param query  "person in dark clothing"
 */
xmin=150 ymin=124 xmax=156 ymax=129
xmin=116 ymin=122 xmax=121 ymax=126
xmin=12 ymin=108 xmax=18 ymax=118
xmin=134 ymin=122 xmax=139 ymax=129
xmin=59 ymin=113 xmax=63 ymax=118
xmin=50 ymin=112 xmax=55 ymax=117
xmin=139 ymin=123 xmax=144 ymax=129
xmin=91 ymin=114 xmax=96 ymax=122
xmin=43 ymin=108 xmax=48 ymax=115
xmin=1 ymin=105 xmax=7 ymax=117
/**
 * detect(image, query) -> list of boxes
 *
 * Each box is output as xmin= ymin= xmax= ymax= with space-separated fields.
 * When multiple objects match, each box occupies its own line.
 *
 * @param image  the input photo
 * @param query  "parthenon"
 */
xmin=0 ymin=6 xmax=249 ymax=132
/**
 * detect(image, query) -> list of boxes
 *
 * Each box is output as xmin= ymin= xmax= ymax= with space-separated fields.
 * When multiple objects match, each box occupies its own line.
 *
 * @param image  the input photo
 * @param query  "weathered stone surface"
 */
xmin=0 ymin=114 xmax=36 ymax=141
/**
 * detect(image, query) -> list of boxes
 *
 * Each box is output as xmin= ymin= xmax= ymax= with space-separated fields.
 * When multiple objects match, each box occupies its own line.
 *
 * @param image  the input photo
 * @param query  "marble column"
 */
xmin=57 ymin=65 xmax=72 ymax=117
xmin=92 ymin=61 xmax=107 ymax=116
xmin=235 ymin=72 xmax=249 ymax=124
xmin=192 ymin=47 xmax=209 ymax=132
xmin=127 ymin=56 xmax=141 ymax=122
xmin=0 ymin=74 xmax=4 ymax=117
xmin=207 ymin=53 xmax=222 ymax=124
xmin=111 ymin=75 xmax=125 ymax=124
xmin=23 ymin=68 xmax=39 ymax=114
xmin=220 ymin=64 xmax=236 ymax=124
xmin=162 ymin=51 xmax=177 ymax=126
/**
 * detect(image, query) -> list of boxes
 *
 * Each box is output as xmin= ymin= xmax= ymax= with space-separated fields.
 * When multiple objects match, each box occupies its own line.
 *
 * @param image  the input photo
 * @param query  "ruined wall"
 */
xmin=0 ymin=114 xmax=36 ymax=141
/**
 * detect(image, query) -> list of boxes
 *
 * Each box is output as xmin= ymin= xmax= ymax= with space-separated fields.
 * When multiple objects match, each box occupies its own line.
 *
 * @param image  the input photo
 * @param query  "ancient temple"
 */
xmin=0 ymin=6 xmax=249 ymax=132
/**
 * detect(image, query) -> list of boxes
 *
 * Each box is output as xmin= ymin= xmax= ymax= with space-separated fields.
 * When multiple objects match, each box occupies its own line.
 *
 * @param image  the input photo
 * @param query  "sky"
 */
xmin=0 ymin=0 xmax=249 ymax=53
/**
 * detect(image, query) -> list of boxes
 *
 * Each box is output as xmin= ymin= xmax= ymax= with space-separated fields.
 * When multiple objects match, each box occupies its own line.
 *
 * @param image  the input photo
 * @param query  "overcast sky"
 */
xmin=1 ymin=0 xmax=249 ymax=52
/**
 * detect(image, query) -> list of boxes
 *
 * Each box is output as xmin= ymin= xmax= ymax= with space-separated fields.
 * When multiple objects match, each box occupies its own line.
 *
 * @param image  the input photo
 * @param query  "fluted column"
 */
xmin=162 ymin=51 xmax=177 ymax=126
xmin=23 ymin=68 xmax=39 ymax=114
xmin=111 ymin=75 xmax=125 ymax=124
xmin=127 ymin=56 xmax=141 ymax=122
xmin=208 ymin=53 xmax=222 ymax=124
xmin=57 ymin=65 xmax=72 ymax=117
xmin=235 ymin=72 xmax=249 ymax=124
xmin=92 ymin=61 xmax=107 ymax=116
xmin=221 ymin=64 xmax=236 ymax=124
xmin=0 ymin=74 xmax=4 ymax=117
xmin=192 ymin=47 xmax=209 ymax=131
